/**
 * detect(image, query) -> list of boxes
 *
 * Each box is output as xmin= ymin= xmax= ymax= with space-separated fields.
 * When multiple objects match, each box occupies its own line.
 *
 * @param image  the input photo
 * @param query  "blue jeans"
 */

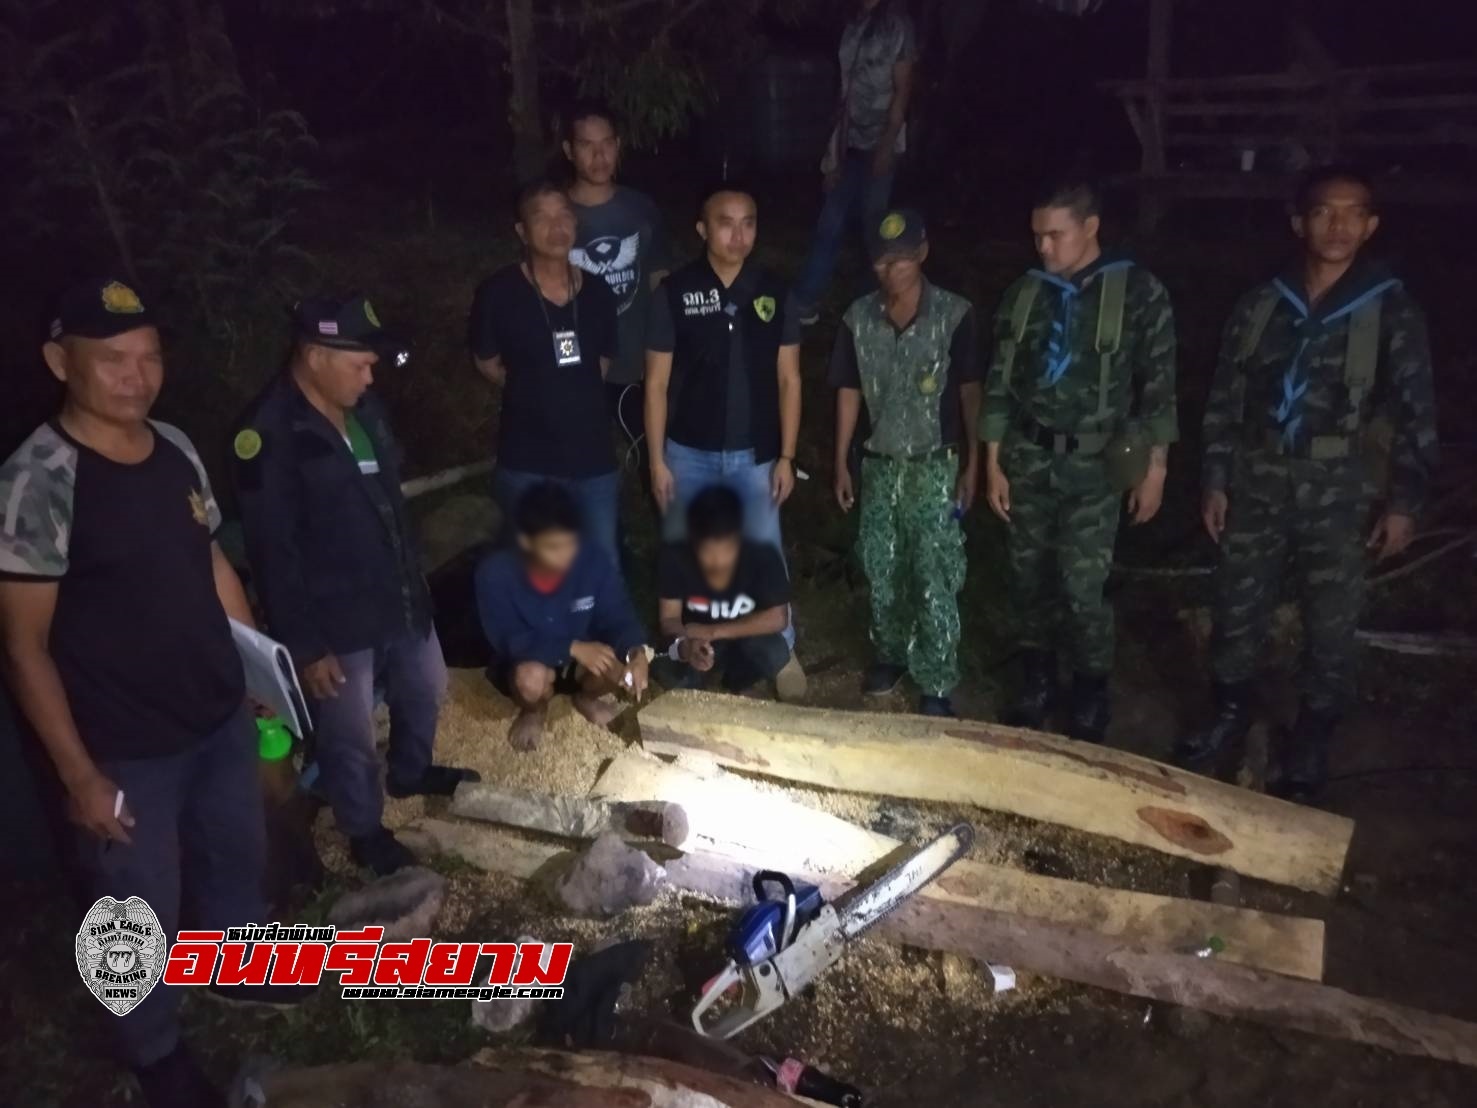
xmin=494 ymin=467 xmax=620 ymax=569
xmin=72 ymin=706 xmax=266 ymax=1066
xmin=793 ymin=148 xmax=897 ymax=315
xmin=663 ymin=440 xmax=794 ymax=649
xmin=310 ymin=628 xmax=448 ymax=839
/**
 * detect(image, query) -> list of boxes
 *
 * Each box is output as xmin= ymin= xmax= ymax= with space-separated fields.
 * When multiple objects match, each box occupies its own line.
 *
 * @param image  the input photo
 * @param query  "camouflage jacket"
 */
xmin=1201 ymin=260 xmax=1438 ymax=515
xmin=980 ymin=256 xmax=1179 ymax=445
xmin=832 ymin=281 xmax=978 ymax=458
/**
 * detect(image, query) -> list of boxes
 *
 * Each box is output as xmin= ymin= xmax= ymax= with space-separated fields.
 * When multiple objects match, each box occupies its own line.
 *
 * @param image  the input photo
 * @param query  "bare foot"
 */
xmin=508 ymin=707 xmax=546 ymax=751
xmin=572 ymin=692 xmax=619 ymax=728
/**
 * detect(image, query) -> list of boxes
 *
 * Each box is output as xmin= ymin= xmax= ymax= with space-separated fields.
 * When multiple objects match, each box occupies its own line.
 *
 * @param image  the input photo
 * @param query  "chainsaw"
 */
xmin=692 ymin=823 xmax=975 ymax=1039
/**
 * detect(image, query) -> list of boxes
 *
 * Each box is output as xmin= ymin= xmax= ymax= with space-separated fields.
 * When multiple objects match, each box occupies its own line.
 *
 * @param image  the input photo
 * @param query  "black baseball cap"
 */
xmin=49 ymin=278 xmax=157 ymax=341
xmin=867 ymin=208 xmax=928 ymax=261
xmin=292 ymin=295 xmax=396 ymax=354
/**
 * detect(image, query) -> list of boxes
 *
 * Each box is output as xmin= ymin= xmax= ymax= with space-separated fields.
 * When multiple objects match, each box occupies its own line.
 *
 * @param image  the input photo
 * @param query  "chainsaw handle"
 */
xmin=692 ymin=959 xmax=781 ymax=1039
xmin=752 ymin=870 xmax=797 ymax=902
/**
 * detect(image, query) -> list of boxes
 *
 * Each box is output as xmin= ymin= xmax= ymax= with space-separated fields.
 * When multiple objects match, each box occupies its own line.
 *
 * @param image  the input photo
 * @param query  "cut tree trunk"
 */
xmin=590 ymin=751 xmax=1324 ymax=980
xmin=639 ymin=691 xmax=1354 ymax=894
xmin=406 ymin=819 xmax=1477 ymax=1068
xmin=452 ymin=781 xmax=689 ymax=848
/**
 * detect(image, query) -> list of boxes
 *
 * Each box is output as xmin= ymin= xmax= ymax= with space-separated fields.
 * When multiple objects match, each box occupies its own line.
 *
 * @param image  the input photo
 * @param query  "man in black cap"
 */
xmin=233 ymin=295 xmax=478 ymax=876
xmin=0 ymin=278 xmax=291 ymax=1106
xmin=829 ymin=210 xmax=979 ymax=717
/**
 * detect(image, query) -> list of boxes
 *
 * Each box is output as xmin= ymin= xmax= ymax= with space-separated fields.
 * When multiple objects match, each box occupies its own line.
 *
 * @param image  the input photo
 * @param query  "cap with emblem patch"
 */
xmin=867 ymin=208 xmax=928 ymax=262
xmin=48 ymin=278 xmax=157 ymax=341
xmin=292 ymin=294 xmax=406 ymax=363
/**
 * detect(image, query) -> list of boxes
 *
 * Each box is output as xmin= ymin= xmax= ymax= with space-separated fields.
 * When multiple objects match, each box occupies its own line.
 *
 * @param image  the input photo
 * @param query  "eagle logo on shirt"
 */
xmin=188 ymin=490 xmax=208 ymax=527
xmin=572 ymin=233 xmax=642 ymax=313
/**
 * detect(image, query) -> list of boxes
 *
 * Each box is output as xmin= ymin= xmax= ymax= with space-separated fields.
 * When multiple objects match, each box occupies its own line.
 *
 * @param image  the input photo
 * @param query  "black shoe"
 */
xmin=1173 ymin=681 xmax=1252 ymax=776
xmin=206 ymin=980 xmax=318 ymax=1009
xmin=1269 ymin=705 xmax=1338 ymax=803
xmin=350 ymin=826 xmax=417 ymax=876
xmin=918 ymin=695 xmax=955 ymax=718
xmin=386 ymin=764 xmax=481 ymax=799
xmin=862 ymin=662 xmax=907 ymax=696
xmin=1066 ymin=672 xmax=1111 ymax=744
xmin=1003 ymin=650 xmax=1056 ymax=729
xmin=133 ymin=1043 xmax=222 ymax=1108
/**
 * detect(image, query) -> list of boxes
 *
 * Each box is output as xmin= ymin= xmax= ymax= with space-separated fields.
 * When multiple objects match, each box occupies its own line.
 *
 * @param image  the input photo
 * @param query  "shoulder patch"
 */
xmin=234 ymin=428 xmax=263 ymax=461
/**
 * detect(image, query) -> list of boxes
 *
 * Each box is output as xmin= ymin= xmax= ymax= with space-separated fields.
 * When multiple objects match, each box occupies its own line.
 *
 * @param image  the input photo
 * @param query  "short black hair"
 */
xmin=1031 ymin=177 xmax=1102 ymax=222
xmin=514 ymin=177 xmax=570 ymax=222
xmin=514 ymin=481 xmax=581 ymax=537
xmin=696 ymin=179 xmax=758 ymax=222
xmin=1294 ymin=164 xmax=1378 ymax=215
xmin=687 ymin=485 xmax=743 ymax=544
xmin=563 ymin=100 xmax=620 ymax=144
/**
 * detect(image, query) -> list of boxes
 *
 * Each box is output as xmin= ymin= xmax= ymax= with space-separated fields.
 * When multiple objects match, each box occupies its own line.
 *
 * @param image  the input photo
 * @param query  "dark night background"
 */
xmin=3 ymin=1 xmax=1477 ymax=1105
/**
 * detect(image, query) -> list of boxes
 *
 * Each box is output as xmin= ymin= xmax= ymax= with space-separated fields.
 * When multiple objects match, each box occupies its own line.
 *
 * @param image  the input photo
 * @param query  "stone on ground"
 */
xmin=554 ymin=831 xmax=667 ymax=917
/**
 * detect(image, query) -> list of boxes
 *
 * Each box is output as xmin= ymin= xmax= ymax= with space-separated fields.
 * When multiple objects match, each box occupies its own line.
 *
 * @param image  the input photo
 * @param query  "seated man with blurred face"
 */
xmin=233 ymin=297 xmax=477 ymax=877
xmin=474 ymin=482 xmax=650 ymax=751
xmin=655 ymin=486 xmax=806 ymax=701
xmin=0 ymin=279 xmax=288 ymax=1107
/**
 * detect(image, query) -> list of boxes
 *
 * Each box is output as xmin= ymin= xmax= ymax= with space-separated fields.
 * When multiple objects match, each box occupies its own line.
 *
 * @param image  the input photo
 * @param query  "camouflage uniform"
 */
xmin=981 ymin=257 xmax=1178 ymax=675
xmin=831 ymin=281 xmax=978 ymax=696
xmin=1202 ymin=262 xmax=1437 ymax=712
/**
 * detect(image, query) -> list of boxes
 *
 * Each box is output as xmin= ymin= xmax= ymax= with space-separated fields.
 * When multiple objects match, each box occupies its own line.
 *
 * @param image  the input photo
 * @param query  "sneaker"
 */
xmin=862 ymin=662 xmax=907 ymax=696
xmin=918 ymin=695 xmax=955 ymax=718
xmin=386 ymin=764 xmax=481 ymax=799
xmin=349 ymin=826 xmax=417 ymax=876
xmin=774 ymin=653 xmax=808 ymax=703
xmin=133 ymin=1043 xmax=222 ymax=1108
xmin=1172 ymin=681 xmax=1252 ymax=778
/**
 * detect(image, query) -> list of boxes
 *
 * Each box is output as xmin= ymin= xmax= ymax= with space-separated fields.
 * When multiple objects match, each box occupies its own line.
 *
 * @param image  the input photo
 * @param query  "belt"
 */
xmin=1015 ymin=416 xmax=1110 ymax=456
xmin=862 ymin=445 xmax=957 ymax=463
xmin=1253 ymin=429 xmax=1353 ymax=461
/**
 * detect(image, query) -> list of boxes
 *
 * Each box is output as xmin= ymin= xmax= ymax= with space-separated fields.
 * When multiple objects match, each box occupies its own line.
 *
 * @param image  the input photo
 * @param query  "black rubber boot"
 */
xmin=862 ymin=662 xmax=907 ymax=696
xmin=918 ymin=694 xmax=956 ymax=718
xmin=1003 ymin=650 xmax=1056 ymax=729
xmin=1269 ymin=705 xmax=1338 ymax=803
xmin=1066 ymin=672 xmax=1111 ymax=744
xmin=1173 ymin=681 xmax=1252 ymax=776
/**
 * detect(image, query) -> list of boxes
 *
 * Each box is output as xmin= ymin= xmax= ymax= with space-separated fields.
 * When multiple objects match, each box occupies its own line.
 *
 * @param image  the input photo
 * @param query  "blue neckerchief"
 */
xmin=1269 ymin=276 xmax=1401 ymax=448
xmin=1028 ymin=269 xmax=1079 ymax=387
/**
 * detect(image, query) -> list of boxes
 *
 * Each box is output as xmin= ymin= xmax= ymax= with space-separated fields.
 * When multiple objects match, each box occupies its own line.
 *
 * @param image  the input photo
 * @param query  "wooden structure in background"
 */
xmin=1101 ymin=0 xmax=1477 ymax=228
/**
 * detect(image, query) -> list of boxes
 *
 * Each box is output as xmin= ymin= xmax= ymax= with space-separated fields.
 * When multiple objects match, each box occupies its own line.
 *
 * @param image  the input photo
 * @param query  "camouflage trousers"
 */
xmin=1002 ymin=437 xmax=1120 ymax=675
xmin=858 ymin=452 xmax=967 ymax=696
xmin=1212 ymin=452 xmax=1374 ymax=713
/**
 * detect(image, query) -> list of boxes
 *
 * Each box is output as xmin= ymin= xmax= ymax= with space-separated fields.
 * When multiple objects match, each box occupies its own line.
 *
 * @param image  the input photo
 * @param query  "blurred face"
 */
xmin=1293 ymin=179 xmax=1379 ymax=266
xmin=1031 ymin=205 xmax=1100 ymax=277
xmin=697 ymin=192 xmax=757 ymax=269
xmin=517 ymin=190 xmax=577 ymax=260
xmin=520 ymin=528 xmax=580 ymax=576
xmin=42 ymin=327 xmax=163 ymax=426
xmin=564 ymin=116 xmax=620 ymax=187
xmin=873 ymin=244 xmax=928 ymax=297
xmin=695 ymin=534 xmax=741 ymax=587
xmin=304 ymin=344 xmax=377 ymax=410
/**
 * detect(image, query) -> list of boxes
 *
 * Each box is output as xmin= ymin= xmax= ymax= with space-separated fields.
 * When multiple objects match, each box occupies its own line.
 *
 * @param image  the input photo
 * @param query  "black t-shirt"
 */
xmin=657 ymin=541 xmax=791 ymax=626
xmin=0 ymin=421 xmax=245 ymax=760
xmin=468 ymin=264 xmax=619 ymax=479
xmin=647 ymin=262 xmax=802 ymax=451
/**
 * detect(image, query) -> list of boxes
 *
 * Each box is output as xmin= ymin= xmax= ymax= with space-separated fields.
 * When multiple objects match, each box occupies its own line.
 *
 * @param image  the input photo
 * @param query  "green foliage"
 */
xmin=0 ymin=0 xmax=319 ymax=348
xmin=578 ymin=38 xmax=711 ymax=150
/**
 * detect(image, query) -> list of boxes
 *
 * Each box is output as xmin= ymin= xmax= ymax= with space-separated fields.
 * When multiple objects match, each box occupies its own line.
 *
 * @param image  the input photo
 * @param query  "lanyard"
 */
xmin=525 ymin=263 xmax=580 ymax=338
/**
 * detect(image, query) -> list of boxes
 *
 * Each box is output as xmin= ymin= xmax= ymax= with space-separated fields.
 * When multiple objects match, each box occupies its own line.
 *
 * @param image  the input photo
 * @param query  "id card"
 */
xmin=553 ymin=329 xmax=582 ymax=367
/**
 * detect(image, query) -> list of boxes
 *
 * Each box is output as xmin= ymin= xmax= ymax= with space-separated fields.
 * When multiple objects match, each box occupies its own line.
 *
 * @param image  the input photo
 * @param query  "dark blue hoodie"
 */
xmin=474 ymin=547 xmax=646 ymax=668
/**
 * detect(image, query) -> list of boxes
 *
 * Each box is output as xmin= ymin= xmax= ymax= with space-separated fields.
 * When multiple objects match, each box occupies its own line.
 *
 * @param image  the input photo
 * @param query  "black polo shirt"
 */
xmin=0 ymin=421 xmax=245 ymax=760
xmin=469 ymin=264 xmax=619 ymax=479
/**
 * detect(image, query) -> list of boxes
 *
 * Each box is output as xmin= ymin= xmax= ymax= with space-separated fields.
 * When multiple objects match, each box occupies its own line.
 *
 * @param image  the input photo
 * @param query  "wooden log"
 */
xmin=470 ymin=1047 xmax=808 ymax=1106
xmin=589 ymin=751 xmax=1324 ymax=981
xmin=407 ymin=820 xmax=1477 ymax=1068
xmin=452 ymin=782 xmax=690 ymax=847
xmin=639 ymin=691 xmax=1354 ymax=895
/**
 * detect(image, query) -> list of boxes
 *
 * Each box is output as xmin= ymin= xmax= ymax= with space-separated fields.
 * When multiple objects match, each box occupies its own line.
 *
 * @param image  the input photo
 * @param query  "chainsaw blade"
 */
xmin=837 ymin=822 xmax=974 ymax=940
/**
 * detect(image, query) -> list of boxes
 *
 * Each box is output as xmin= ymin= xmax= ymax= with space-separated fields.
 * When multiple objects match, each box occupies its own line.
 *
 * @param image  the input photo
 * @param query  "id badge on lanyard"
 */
xmin=553 ymin=329 xmax=582 ymax=367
